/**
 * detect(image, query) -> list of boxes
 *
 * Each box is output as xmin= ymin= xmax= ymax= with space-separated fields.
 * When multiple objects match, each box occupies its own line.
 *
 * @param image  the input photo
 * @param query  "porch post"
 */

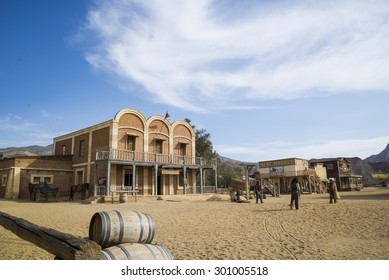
xmin=154 ymin=163 xmax=158 ymax=196
xmin=132 ymin=163 xmax=136 ymax=192
xmin=214 ymin=167 xmax=218 ymax=193
xmin=106 ymin=160 xmax=111 ymax=195
xmin=245 ymin=166 xmax=249 ymax=200
xmin=200 ymin=167 xmax=203 ymax=194
xmin=183 ymin=166 xmax=187 ymax=195
xmin=93 ymin=162 xmax=98 ymax=196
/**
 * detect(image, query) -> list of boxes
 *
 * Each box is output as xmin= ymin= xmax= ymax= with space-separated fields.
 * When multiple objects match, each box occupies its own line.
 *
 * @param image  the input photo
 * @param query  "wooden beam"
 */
xmin=0 ymin=211 xmax=101 ymax=260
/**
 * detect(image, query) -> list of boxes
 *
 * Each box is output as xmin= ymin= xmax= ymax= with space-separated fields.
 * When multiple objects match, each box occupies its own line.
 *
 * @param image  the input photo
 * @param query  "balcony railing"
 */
xmin=96 ymin=148 xmax=217 ymax=168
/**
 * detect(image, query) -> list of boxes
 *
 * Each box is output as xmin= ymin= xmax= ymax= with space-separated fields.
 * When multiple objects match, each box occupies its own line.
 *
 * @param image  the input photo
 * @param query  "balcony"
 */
xmin=95 ymin=148 xmax=217 ymax=168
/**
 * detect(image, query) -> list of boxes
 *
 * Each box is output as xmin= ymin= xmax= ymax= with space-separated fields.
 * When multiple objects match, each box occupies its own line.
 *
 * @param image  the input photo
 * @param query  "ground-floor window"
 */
xmin=30 ymin=174 xmax=53 ymax=184
xmin=75 ymin=169 xmax=84 ymax=184
xmin=1 ymin=174 xmax=7 ymax=187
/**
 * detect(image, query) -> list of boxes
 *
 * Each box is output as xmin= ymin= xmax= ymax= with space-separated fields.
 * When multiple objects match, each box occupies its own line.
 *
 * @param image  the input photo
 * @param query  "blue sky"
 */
xmin=1 ymin=0 xmax=389 ymax=162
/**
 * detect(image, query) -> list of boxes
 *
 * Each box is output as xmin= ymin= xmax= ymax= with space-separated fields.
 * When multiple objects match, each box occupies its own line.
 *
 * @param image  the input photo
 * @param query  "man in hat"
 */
xmin=254 ymin=181 xmax=263 ymax=204
xmin=290 ymin=177 xmax=300 ymax=210
xmin=328 ymin=178 xmax=338 ymax=204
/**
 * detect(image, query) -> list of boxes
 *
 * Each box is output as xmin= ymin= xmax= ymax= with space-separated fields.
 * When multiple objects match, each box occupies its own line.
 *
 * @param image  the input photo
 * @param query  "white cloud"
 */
xmin=215 ymin=136 xmax=389 ymax=162
xmin=0 ymin=114 xmax=55 ymax=147
xmin=82 ymin=0 xmax=389 ymax=111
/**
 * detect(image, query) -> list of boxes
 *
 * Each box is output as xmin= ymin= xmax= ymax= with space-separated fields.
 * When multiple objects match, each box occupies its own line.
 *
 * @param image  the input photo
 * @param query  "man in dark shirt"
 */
xmin=290 ymin=178 xmax=300 ymax=210
xmin=254 ymin=181 xmax=263 ymax=204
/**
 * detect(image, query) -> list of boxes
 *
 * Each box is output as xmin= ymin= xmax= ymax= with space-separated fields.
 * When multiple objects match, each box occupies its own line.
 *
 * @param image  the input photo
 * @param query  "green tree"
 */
xmin=217 ymin=162 xmax=244 ymax=188
xmin=185 ymin=118 xmax=217 ymax=159
xmin=185 ymin=118 xmax=217 ymax=186
xmin=185 ymin=119 xmax=245 ymax=189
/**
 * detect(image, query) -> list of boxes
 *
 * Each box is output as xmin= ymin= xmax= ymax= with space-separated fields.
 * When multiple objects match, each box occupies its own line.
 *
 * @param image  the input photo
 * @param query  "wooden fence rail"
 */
xmin=0 ymin=211 xmax=101 ymax=260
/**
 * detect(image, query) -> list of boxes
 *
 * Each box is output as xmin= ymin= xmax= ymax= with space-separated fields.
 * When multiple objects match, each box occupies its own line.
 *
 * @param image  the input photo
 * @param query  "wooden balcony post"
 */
xmin=132 ymin=163 xmax=136 ymax=192
xmin=214 ymin=166 xmax=218 ymax=192
xmin=183 ymin=166 xmax=187 ymax=195
xmin=106 ymin=160 xmax=111 ymax=195
xmin=154 ymin=163 xmax=158 ymax=195
xmin=93 ymin=162 xmax=98 ymax=196
xmin=200 ymin=166 xmax=203 ymax=194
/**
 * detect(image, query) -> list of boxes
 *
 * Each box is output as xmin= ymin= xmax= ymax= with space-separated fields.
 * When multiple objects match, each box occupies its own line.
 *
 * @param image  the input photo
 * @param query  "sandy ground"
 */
xmin=0 ymin=187 xmax=388 ymax=260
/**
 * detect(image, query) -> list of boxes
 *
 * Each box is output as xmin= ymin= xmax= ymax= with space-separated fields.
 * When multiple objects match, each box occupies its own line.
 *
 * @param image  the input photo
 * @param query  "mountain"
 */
xmin=219 ymin=155 xmax=256 ymax=166
xmin=0 ymin=145 xmax=53 ymax=158
xmin=347 ymin=157 xmax=377 ymax=183
xmin=219 ymin=155 xmax=258 ymax=175
xmin=364 ymin=143 xmax=389 ymax=163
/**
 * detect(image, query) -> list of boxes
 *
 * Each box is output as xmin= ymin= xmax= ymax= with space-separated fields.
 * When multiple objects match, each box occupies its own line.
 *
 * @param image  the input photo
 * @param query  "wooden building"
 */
xmin=312 ymin=158 xmax=363 ymax=191
xmin=258 ymin=158 xmax=327 ymax=194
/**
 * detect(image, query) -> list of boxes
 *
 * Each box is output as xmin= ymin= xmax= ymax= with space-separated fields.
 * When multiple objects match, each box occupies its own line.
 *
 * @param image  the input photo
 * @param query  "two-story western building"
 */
xmin=258 ymin=158 xmax=327 ymax=194
xmin=311 ymin=158 xmax=363 ymax=191
xmin=0 ymin=108 xmax=217 ymax=200
xmin=53 ymin=108 xmax=217 ymax=196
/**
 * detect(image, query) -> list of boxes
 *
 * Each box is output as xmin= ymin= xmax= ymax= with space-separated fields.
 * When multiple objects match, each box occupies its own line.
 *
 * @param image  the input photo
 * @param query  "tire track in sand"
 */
xmin=263 ymin=216 xmax=325 ymax=260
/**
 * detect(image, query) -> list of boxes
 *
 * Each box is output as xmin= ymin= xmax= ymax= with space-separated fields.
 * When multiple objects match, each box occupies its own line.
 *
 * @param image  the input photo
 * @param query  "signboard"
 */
xmin=259 ymin=158 xmax=296 ymax=168
xmin=161 ymin=169 xmax=180 ymax=175
xmin=270 ymin=166 xmax=284 ymax=176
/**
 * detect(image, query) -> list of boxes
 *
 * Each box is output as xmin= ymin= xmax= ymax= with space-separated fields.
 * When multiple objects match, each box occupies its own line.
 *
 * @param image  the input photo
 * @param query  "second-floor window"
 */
xmin=179 ymin=143 xmax=186 ymax=156
xmin=155 ymin=140 xmax=163 ymax=154
xmin=127 ymin=136 xmax=136 ymax=151
xmin=79 ymin=140 xmax=85 ymax=157
xmin=62 ymin=145 xmax=66 ymax=155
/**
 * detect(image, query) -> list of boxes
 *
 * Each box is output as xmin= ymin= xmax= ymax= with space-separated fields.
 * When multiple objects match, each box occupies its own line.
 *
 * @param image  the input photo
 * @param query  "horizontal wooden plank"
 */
xmin=0 ymin=211 xmax=101 ymax=260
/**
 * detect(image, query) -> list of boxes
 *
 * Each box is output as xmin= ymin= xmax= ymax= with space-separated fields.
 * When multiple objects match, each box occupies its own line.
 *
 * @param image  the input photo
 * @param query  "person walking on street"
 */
xmin=254 ymin=181 xmax=263 ymax=204
xmin=290 ymin=178 xmax=300 ymax=210
xmin=328 ymin=178 xmax=338 ymax=204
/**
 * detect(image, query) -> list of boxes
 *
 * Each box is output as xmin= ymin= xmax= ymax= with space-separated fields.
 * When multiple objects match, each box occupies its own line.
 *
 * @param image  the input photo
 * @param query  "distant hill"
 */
xmin=219 ymin=155 xmax=258 ymax=175
xmin=347 ymin=157 xmax=377 ymax=183
xmin=0 ymin=145 xmax=53 ymax=158
xmin=1 ymin=143 xmax=389 ymax=184
xmin=219 ymin=155 xmax=256 ymax=166
xmin=364 ymin=143 xmax=389 ymax=163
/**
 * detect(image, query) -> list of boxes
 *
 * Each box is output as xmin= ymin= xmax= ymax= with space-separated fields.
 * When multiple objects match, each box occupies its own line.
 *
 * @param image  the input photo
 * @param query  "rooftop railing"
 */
xmin=96 ymin=148 xmax=217 ymax=168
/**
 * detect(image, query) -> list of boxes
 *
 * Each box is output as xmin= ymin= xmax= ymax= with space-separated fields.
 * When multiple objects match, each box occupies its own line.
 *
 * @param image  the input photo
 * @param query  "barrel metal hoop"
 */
xmin=104 ymin=247 xmax=117 ymax=260
xmin=113 ymin=210 xmax=124 ymax=244
xmin=100 ymin=251 xmax=109 ymax=260
xmin=154 ymin=244 xmax=173 ymax=260
xmin=117 ymin=244 xmax=133 ymax=260
xmin=101 ymin=211 xmax=111 ymax=248
xmin=144 ymin=244 xmax=158 ymax=259
xmin=134 ymin=211 xmax=145 ymax=243
xmin=144 ymin=213 xmax=155 ymax=243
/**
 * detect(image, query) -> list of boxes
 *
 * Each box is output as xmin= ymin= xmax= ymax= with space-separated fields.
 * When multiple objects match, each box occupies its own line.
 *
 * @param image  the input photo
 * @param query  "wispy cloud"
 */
xmin=82 ymin=0 xmax=389 ymax=111
xmin=215 ymin=136 xmax=389 ymax=161
xmin=0 ymin=114 xmax=55 ymax=147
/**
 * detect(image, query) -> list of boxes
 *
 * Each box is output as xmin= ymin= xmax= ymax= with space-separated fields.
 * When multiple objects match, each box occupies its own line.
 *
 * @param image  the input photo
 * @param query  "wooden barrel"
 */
xmin=100 ymin=243 xmax=173 ymax=260
xmin=119 ymin=193 xmax=127 ymax=203
xmin=89 ymin=210 xmax=155 ymax=248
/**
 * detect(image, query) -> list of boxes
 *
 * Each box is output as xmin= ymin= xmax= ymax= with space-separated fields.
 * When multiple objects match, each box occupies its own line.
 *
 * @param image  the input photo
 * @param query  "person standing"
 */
xmin=254 ymin=181 xmax=263 ymax=204
xmin=290 ymin=178 xmax=300 ymax=210
xmin=328 ymin=178 xmax=338 ymax=204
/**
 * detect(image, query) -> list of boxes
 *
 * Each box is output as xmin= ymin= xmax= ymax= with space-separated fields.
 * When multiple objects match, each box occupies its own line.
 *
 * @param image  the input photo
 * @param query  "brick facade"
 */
xmin=0 ymin=156 xmax=73 ymax=199
xmin=0 ymin=108 xmax=217 ymax=200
